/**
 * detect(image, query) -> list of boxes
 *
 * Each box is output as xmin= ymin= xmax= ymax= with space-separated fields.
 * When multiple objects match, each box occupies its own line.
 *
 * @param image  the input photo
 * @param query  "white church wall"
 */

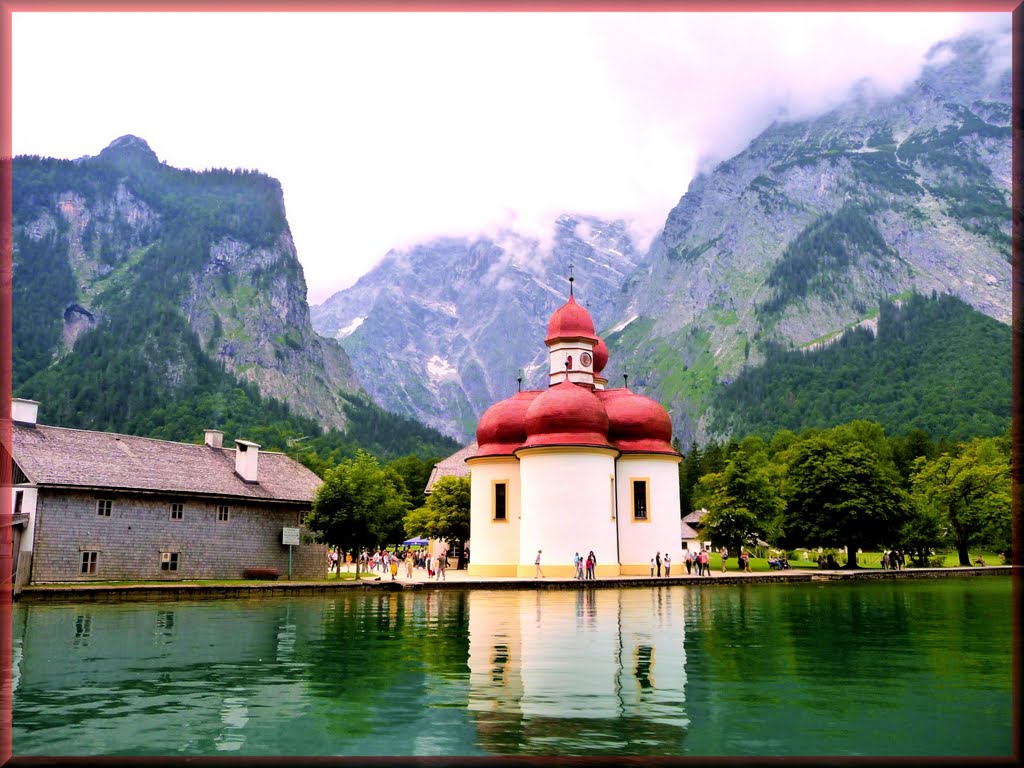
xmin=616 ymin=455 xmax=683 ymax=575
xmin=467 ymin=457 xmax=521 ymax=577
xmin=516 ymin=447 xmax=618 ymax=578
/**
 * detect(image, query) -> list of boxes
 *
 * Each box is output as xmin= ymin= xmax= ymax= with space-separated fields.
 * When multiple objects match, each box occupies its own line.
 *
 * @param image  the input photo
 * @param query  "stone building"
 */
xmin=8 ymin=398 xmax=326 ymax=589
xmin=466 ymin=281 xmax=684 ymax=578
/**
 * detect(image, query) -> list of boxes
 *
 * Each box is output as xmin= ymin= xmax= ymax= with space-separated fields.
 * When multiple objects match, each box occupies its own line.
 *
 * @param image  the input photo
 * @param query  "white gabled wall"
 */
xmin=616 ymin=454 xmax=683 ymax=575
xmin=467 ymin=457 xmax=520 ymax=576
xmin=517 ymin=447 xmax=618 ymax=577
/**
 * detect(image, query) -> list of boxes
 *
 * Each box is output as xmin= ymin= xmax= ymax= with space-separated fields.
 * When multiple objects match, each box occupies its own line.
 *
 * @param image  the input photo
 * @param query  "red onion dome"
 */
xmin=475 ymin=390 xmax=541 ymax=457
xmin=545 ymin=294 xmax=598 ymax=345
xmin=521 ymin=378 xmax=611 ymax=448
xmin=599 ymin=388 xmax=677 ymax=454
xmin=592 ymin=336 xmax=609 ymax=374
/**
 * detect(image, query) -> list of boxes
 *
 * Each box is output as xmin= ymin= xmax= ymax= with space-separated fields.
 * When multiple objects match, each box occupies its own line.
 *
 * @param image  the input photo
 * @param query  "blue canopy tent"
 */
xmin=403 ymin=537 xmax=429 ymax=546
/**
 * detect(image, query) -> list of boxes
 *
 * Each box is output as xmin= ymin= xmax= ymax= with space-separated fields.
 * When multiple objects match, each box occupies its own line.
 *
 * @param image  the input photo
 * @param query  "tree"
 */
xmin=693 ymin=450 xmax=784 ymax=559
xmin=890 ymin=428 xmax=935 ymax=487
xmin=404 ymin=476 xmax=471 ymax=567
xmin=387 ymin=454 xmax=439 ymax=509
xmin=679 ymin=439 xmax=703 ymax=515
xmin=305 ymin=450 xmax=410 ymax=577
xmin=910 ymin=436 xmax=1011 ymax=565
xmin=897 ymin=501 xmax=947 ymax=567
xmin=782 ymin=432 xmax=909 ymax=568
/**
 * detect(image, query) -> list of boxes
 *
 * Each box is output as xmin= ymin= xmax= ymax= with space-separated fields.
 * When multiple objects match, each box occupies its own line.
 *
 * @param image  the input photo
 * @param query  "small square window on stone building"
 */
xmin=97 ymin=499 xmax=112 ymax=517
xmin=217 ymin=505 xmax=230 ymax=522
xmin=161 ymin=552 xmax=179 ymax=571
xmin=81 ymin=551 xmax=98 ymax=574
xmin=170 ymin=502 xmax=184 ymax=521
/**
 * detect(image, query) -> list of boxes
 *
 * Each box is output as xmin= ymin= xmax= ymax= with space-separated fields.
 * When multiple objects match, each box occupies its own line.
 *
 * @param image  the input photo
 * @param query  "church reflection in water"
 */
xmin=466 ymin=587 xmax=690 ymax=754
xmin=13 ymin=586 xmax=697 ymax=756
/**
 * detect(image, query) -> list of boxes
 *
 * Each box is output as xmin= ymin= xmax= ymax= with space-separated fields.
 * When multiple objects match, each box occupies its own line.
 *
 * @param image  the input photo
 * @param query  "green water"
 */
xmin=11 ymin=577 xmax=1013 ymax=757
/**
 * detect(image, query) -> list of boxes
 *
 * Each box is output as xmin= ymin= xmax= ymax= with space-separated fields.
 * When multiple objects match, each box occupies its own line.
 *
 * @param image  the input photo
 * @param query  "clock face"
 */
xmin=580 ymin=351 xmax=593 ymax=367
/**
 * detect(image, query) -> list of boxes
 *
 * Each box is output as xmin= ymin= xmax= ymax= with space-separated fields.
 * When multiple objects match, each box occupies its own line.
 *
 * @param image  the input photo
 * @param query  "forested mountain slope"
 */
xmin=12 ymin=136 xmax=458 ymax=460
xmin=709 ymin=292 xmax=1010 ymax=442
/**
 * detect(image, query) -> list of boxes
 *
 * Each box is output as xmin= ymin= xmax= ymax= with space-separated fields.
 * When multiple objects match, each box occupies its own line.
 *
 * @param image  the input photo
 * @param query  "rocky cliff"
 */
xmin=311 ymin=215 xmax=640 ymax=438
xmin=13 ymin=135 xmax=359 ymax=431
xmin=608 ymin=32 xmax=1010 ymax=443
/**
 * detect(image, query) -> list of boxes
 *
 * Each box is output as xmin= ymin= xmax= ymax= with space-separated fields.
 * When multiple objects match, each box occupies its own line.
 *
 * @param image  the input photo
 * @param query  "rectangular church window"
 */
xmin=632 ymin=479 xmax=648 ymax=520
xmin=494 ymin=482 xmax=507 ymax=520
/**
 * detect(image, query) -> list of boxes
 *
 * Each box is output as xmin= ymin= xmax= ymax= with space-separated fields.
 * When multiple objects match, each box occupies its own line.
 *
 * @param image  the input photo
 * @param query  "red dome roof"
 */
xmin=592 ymin=337 xmax=609 ymax=374
xmin=546 ymin=295 xmax=598 ymax=345
xmin=599 ymin=388 xmax=676 ymax=454
xmin=475 ymin=390 xmax=540 ymax=457
xmin=521 ymin=379 xmax=611 ymax=448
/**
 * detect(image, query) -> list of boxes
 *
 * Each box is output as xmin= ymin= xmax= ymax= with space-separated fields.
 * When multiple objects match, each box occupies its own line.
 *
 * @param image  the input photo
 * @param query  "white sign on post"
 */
xmin=282 ymin=527 xmax=300 ymax=546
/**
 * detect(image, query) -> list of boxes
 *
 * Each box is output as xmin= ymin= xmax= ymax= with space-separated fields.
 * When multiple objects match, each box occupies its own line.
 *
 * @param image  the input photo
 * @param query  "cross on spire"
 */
xmin=568 ymin=264 xmax=575 ymax=297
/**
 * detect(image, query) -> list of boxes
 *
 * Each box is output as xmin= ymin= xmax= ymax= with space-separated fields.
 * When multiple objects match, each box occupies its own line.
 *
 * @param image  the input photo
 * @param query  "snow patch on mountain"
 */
xmin=427 ymin=355 xmax=460 ymax=382
xmin=335 ymin=316 xmax=365 ymax=339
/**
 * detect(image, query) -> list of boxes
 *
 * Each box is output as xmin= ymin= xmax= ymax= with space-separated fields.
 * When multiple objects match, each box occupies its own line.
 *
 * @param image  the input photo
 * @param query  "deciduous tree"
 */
xmin=305 ymin=450 xmax=410 ymax=577
xmin=694 ymin=450 xmax=784 ymax=559
xmin=782 ymin=432 xmax=909 ymax=567
xmin=404 ymin=476 xmax=471 ymax=566
xmin=910 ymin=436 xmax=1011 ymax=565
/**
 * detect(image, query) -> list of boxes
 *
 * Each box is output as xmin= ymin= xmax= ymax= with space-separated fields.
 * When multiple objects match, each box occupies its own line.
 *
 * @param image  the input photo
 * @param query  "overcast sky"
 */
xmin=12 ymin=11 xmax=1010 ymax=305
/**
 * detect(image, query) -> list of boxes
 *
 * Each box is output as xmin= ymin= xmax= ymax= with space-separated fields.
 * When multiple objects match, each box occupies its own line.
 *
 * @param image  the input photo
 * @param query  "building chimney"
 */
xmin=204 ymin=429 xmax=224 ymax=449
xmin=12 ymin=398 xmax=39 ymax=425
xmin=234 ymin=439 xmax=261 ymax=483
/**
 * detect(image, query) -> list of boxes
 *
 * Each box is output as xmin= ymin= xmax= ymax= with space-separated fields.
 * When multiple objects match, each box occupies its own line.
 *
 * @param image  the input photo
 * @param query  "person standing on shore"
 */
xmin=535 ymin=550 xmax=545 ymax=578
xmin=664 ymin=553 xmax=671 ymax=577
xmin=436 ymin=550 xmax=447 ymax=581
xmin=655 ymin=552 xmax=662 ymax=577
xmin=586 ymin=550 xmax=596 ymax=580
xmin=701 ymin=549 xmax=711 ymax=576
xmin=685 ymin=550 xmax=693 ymax=575
xmin=721 ymin=547 xmax=729 ymax=573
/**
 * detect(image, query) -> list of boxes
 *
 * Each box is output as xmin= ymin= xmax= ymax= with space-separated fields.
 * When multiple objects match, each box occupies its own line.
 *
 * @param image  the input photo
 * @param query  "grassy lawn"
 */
xmin=711 ymin=549 xmax=1007 ymax=572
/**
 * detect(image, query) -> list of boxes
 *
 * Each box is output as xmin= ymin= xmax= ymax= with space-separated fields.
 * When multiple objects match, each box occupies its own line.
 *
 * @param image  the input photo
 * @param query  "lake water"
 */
xmin=11 ymin=576 xmax=1013 ymax=757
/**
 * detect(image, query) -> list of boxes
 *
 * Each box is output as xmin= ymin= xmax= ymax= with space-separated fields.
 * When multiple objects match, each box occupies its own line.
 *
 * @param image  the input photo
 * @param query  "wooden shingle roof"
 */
xmin=424 ymin=441 xmax=476 ymax=494
xmin=12 ymin=423 xmax=321 ymax=504
xmin=681 ymin=508 xmax=708 ymax=540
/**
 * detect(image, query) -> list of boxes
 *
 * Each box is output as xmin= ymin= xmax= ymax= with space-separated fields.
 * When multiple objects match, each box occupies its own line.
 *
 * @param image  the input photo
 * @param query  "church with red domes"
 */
xmin=466 ymin=277 xmax=683 ymax=578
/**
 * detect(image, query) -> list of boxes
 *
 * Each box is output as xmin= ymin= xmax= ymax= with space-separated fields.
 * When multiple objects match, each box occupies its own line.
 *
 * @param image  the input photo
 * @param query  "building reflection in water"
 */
xmin=467 ymin=587 xmax=690 ymax=754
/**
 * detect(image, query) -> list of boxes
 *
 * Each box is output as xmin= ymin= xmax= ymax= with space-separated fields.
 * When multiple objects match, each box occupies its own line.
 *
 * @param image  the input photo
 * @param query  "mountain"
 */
xmin=11 ymin=136 xmax=458 ymax=460
xmin=310 ymin=215 xmax=641 ymax=438
xmin=608 ymin=32 xmax=1010 ymax=444
xmin=313 ymin=30 xmax=1011 ymax=446
xmin=709 ymin=292 xmax=1011 ymax=442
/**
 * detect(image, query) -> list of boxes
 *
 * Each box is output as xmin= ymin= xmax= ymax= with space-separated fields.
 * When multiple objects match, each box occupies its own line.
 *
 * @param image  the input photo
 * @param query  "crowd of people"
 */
xmin=881 ymin=550 xmax=906 ymax=570
xmin=328 ymin=546 xmax=450 ymax=579
xmin=573 ymin=551 xmax=598 ymax=580
xmin=682 ymin=549 xmax=712 ymax=576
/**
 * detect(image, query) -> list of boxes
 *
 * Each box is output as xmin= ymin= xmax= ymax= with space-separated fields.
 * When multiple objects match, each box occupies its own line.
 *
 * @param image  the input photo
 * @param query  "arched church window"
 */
xmin=566 ymin=355 xmax=573 ymax=370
